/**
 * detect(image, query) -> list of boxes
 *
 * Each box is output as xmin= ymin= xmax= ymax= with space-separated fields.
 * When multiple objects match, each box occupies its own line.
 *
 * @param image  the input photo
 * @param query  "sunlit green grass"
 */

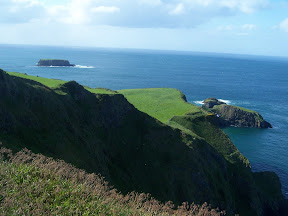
xmin=8 ymin=72 xmax=115 ymax=95
xmin=8 ymin=72 xmax=66 ymax=88
xmin=9 ymin=73 xmax=202 ymax=122
xmin=118 ymin=88 xmax=202 ymax=123
xmin=86 ymin=87 xmax=117 ymax=95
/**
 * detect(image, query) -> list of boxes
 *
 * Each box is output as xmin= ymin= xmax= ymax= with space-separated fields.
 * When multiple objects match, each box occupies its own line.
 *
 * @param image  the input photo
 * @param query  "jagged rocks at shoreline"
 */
xmin=37 ymin=59 xmax=75 ymax=67
xmin=202 ymin=98 xmax=272 ymax=128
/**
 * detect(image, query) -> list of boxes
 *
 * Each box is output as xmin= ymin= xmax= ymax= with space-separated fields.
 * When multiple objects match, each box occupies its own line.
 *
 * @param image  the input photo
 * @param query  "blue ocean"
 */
xmin=0 ymin=44 xmax=287 ymax=198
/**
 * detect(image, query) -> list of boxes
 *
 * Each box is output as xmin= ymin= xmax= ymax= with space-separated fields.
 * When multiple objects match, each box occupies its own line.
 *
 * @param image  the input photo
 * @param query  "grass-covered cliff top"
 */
xmin=8 ymin=72 xmax=116 ymax=95
xmin=9 ymin=72 xmax=203 ymax=123
xmin=119 ymin=88 xmax=203 ymax=123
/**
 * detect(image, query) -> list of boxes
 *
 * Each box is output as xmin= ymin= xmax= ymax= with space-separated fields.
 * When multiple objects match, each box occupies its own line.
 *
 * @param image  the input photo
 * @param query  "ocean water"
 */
xmin=0 ymin=44 xmax=287 ymax=198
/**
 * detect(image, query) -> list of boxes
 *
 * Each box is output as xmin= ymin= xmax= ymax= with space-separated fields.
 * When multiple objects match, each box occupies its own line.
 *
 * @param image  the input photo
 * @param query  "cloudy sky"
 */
xmin=1 ymin=0 xmax=288 ymax=56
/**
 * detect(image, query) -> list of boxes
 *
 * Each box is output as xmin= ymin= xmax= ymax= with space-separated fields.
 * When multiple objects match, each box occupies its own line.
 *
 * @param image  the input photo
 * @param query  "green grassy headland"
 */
xmin=118 ymin=88 xmax=203 ymax=123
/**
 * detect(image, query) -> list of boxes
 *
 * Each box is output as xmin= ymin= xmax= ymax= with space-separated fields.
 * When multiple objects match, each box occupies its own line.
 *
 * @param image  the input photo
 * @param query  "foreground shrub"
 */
xmin=0 ymin=146 xmax=225 ymax=215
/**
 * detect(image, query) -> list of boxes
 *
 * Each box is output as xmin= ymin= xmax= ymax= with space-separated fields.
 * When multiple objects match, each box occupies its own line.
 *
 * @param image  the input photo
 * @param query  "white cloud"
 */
xmin=241 ymin=24 xmax=256 ymax=31
xmin=0 ymin=0 xmax=46 ymax=23
xmin=91 ymin=6 xmax=120 ymax=14
xmin=220 ymin=0 xmax=268 ymax=13
xmin=235 ymin=32 xmax=249 ymax=36
xmin=170 ymin=3 xmax=185 ymax=15
xmin=218 ymin=25 xmax=233 ymax=31
xmin=138 ymin=0 xmax=163 ymax=7
xmin=217 ymin=24 xmax=256 ymax=37
xmin=0 ymin=0 xmax=270 ymax=27
xmin=279 ymin=18 xmax=288 ymax=32
xmin=218 ymin=24 xmax=256 ymax=32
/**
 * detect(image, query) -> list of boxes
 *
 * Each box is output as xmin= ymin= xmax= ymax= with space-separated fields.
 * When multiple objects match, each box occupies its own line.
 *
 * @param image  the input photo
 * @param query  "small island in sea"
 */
xmin=37 ymin=59 xmax=75 ymax=67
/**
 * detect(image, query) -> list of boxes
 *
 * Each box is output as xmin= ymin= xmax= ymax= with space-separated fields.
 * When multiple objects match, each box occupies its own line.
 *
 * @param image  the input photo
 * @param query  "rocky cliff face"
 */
xmin=202 ymin=98 xmax=272 ymax=128
xmin=37 ymin=59 xmax=75 ymax=66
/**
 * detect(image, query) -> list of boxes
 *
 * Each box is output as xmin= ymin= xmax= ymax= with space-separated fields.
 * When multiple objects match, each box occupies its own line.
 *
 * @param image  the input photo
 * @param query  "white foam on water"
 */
xmin=75 ymin=65 xmax=94 ymax=69
xmin=36 ymin=66 xmax=70 ymax=68
xmin=193 ymin=100 xmax=204 ymax=105
xmin=33 ymin=65 xmax=94 ymax=68
xmin=218 ymin=99 xmax=232 ymax=104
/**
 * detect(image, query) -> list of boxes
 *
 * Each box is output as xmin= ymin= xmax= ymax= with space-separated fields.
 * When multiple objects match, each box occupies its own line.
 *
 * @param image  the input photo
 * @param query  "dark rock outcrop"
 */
xmin=202 ymin=98 xmax=225 ymax=109
xmin=202 ymin=98 xmax=272 ymax=128
xmin=37 ymin=59 xmax=75 ymax=67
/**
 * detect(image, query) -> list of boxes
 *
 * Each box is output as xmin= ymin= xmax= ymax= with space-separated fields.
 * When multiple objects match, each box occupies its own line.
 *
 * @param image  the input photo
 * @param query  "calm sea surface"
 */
xmin=0 ymin=44 xmax=287 ymax=198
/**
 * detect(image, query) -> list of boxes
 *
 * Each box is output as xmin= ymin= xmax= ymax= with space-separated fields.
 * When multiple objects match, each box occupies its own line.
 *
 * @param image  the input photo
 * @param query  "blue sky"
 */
xmin=0 ymin=0 xmax=288 ymax=56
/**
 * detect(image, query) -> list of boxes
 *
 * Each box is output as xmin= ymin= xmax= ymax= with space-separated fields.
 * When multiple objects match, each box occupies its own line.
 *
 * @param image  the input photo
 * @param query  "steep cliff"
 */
xmin=0 ymin=69 xmax=286 ymax=215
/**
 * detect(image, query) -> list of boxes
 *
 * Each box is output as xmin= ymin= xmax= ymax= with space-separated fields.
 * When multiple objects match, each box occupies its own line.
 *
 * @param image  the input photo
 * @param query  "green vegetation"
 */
xmin=8 ymin=72 xmax=66 ymax=88
xmin=119 ymin=88 xmax=202 ymax=123
xmin=211 ymin=104 xmax=270 ymax=127
xmin=233 ymin=105 xmax=256 ymax=113
xmin=170 ymin=115 xmax=248 ymax=165
xmin=1 ymin=69 xmax=286 ymax=216
xmin=119 ymin=88 xmax=246 ymax=164
xmin=0 ymin=148 xmax=223 ymax=216
xmin=8 ymin=72 xmax=115 ymax=94
xmin=86 ymin=87 xmax=117 ymax=95
xmin=1 ymin=70 xmax=235 ymax=212
xmin=213 ymin=104 xmax=256 ymax=114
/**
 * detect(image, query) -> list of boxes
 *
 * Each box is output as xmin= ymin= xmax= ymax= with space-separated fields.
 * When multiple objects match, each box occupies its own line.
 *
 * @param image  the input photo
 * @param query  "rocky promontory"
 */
xmin=37 ymin=59 xmax=75 ymax=67
xmin=202 ymin=98 xmax=272 ymax=128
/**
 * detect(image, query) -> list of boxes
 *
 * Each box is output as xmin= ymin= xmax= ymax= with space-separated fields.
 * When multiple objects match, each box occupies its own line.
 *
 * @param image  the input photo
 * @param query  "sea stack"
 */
xmin=37 ymin=59 xmax=75 ymax=67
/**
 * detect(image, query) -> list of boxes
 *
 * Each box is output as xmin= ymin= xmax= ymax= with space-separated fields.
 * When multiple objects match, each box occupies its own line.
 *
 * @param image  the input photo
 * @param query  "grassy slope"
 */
xmin=8 ymin=72 xmax=115 ymax=95
xmin=119 ymin=88 xmax=246 ymax=163
xmin=118 ymin=88 xmax=202 ymax=124
xmin=0 ymin=148 xmax=223 ymax=216
xmin=8 ymin=72 xmax=66 ymax=88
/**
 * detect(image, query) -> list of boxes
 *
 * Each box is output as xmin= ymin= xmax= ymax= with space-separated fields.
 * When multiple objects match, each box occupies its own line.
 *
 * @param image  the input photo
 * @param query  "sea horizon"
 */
xmin=2 ymin=42 xmax=288 ymax=61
